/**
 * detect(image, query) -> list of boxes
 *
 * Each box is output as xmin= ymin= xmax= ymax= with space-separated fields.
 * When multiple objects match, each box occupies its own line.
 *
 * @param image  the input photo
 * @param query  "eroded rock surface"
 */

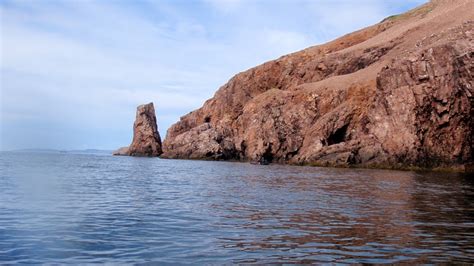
xmin=162 ymin=0 xmax=473 ymax=171
xmin=113 ymin=103 xmax=162 ymax=157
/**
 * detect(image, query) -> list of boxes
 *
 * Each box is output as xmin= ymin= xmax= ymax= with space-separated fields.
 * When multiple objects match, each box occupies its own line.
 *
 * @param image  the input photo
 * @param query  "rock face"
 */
xmin=162 ymin=0 xmax=473 ymax=171
xmin=113 ymin=103 xmax=163 ymax=157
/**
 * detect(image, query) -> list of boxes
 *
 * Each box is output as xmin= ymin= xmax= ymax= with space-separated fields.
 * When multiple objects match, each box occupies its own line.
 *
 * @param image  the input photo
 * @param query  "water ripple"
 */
xmin=0 ymin=151 xmax=473 ymax=263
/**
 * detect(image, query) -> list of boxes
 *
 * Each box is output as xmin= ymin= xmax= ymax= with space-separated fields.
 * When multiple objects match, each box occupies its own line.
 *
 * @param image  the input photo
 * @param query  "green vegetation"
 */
xmin=381 ymin=14 xmax=401 ymax=23
xmin=381 ymin=2 xmax=434 ymax=24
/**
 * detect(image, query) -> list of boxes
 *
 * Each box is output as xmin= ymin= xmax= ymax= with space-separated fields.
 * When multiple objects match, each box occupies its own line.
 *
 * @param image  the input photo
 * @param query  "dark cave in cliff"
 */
xmin=259 ymin=145 xmax=274 ymax=165
xmin=326 ymin=124 xmax=349 ymax=146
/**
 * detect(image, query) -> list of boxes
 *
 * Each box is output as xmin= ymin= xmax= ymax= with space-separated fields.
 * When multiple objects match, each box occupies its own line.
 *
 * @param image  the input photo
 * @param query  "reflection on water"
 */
xmin=0 ymin=152 xmax=473 ymax=263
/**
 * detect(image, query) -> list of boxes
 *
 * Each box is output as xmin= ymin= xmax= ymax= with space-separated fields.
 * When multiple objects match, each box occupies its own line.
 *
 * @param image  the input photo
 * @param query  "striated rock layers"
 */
xmin=162 ymin=0 xmax=473 ymax=171
xmin=113 ymin=102 xmax=163 ymax=157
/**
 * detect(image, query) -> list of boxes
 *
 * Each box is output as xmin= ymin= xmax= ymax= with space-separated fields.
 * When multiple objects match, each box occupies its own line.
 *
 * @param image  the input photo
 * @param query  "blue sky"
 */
xmin=0 ymin=0 xmax=427 ymax=151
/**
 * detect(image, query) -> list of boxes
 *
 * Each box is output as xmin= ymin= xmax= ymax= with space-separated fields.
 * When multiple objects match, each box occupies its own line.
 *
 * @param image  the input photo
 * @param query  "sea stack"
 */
xmin=113 ymin=102 xmax=163 ymax=157
xmin=162 ymin=0 xmax=474 ymax=171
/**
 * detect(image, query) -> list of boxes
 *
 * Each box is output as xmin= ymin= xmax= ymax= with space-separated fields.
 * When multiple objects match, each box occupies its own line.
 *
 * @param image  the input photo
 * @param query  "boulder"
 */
xmin=112 ymin=146 xmax=129 ymax=156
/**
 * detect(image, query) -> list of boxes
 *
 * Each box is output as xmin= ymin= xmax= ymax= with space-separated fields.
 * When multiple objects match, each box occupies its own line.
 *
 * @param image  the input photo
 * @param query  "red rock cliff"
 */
xmin=162 ymin=0 xmax=473 ymax=171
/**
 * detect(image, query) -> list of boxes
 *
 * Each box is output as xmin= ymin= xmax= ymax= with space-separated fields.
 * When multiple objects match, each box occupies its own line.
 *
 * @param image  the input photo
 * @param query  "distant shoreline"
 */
xmin=2 ymin=149 xmax=113 ymax=154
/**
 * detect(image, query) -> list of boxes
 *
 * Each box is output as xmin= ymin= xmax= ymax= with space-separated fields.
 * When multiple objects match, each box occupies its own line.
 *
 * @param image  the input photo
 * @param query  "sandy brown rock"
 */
xmin=162 ymin=0 xmax=473 ymax=171
xmin=112 ymin=146 xmax=129 ymax=156
xmin=114 ymin=103 xmax=163 ymax=157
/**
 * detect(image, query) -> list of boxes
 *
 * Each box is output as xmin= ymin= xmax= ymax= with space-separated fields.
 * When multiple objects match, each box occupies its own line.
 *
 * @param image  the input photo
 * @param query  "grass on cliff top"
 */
xmin=381 ymin=14 xmax=401 ymax=23
xmin=381 ymin=1 xmax=434 ymax=23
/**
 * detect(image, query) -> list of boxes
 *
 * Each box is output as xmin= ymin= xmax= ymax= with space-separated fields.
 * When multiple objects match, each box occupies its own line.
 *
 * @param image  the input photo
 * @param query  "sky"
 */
xmin=0 ymin=0 xmax=427 ymax=151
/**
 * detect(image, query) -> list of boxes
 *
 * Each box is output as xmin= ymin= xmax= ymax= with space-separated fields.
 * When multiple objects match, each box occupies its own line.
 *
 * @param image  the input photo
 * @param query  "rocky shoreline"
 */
xmin=115 ymin=1 xmax=473 ymax=173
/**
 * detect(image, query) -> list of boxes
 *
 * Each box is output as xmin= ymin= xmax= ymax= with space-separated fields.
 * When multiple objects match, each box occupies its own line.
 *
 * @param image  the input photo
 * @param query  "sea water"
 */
xmin=0 ymin=151 xmax=473 ymax=263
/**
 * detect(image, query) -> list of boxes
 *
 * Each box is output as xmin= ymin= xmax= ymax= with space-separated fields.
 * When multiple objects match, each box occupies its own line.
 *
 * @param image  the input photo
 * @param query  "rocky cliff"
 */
xmin=113 ymin=102 xmax=163 ymax=157
xmin=162 ymin=0 xmax=473 ymax=171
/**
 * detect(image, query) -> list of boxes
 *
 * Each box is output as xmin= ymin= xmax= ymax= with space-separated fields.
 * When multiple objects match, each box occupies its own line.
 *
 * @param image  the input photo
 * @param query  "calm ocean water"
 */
xmin=0 ymin=151 xmax=473 ymax=264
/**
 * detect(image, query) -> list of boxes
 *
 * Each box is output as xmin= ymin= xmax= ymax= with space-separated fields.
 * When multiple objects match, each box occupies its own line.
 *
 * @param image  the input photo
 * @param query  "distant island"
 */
xmin=116 ymin=0 xmax=473 ymax=172
xmin=9 ymin=149 xmax=112 ymax=154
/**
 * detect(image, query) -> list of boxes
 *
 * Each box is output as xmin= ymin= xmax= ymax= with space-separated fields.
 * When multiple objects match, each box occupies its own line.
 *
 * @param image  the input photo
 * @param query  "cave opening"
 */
xmin=326 ymin=124 xmax=349 ymax=146
xmin=204 ymin=116 xmax=211 ymax=123
xmin=260 ymin=145 xmax=274 ymax=165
